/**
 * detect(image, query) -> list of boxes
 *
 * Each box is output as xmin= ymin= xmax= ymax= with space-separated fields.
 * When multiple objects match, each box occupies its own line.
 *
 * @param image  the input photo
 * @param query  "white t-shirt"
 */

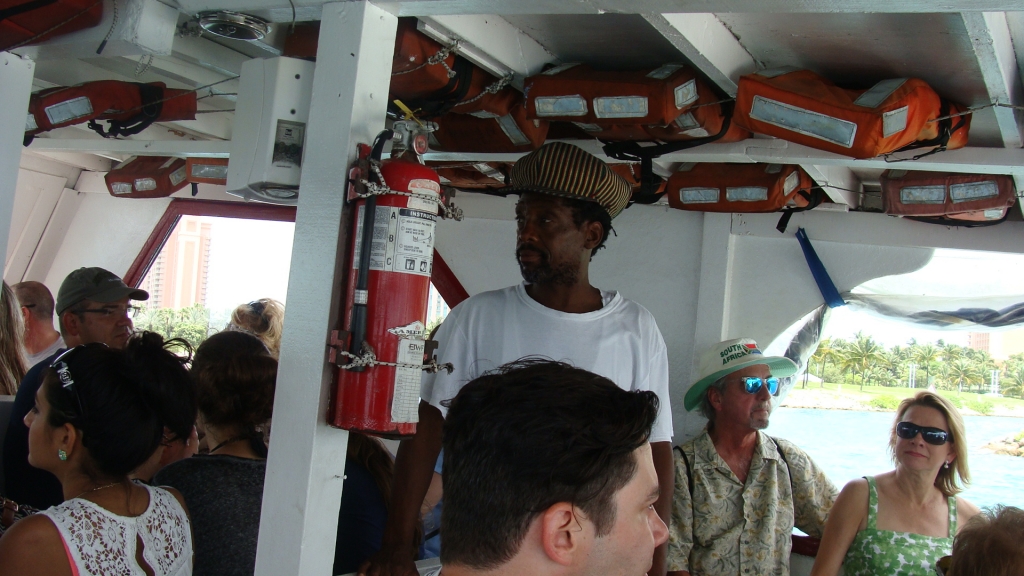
xmin=27 ymin=335 xmax=64 ymax=368
xmin=421 ymin=283 xmax=673 ymax=443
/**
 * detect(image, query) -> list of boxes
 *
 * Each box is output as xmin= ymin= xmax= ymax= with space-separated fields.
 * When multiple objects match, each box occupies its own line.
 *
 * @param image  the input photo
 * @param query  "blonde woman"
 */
xmin=227 ymin=298 xmax=284 ymax=359
xmin=0 ymin=281 xmax=28 ymax=395
xmin=812 ymin=391 xmax=981 ymax=576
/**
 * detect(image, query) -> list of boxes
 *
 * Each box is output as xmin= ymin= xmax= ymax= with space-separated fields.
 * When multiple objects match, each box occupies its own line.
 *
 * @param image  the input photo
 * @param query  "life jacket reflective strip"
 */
xmin=26 ymin=81 xmax=197 ymax=138
xmin=105 ymin=156 xmax=189 ymax=199
xmin=430 ymin=100 xmax=549 ymax=153
xmin=667 ymin=163 xmax=816 ymax=213
xmin=524 ymin=63 xmax=701 ymax=126
xmin=0 ymin=0 xmax=102 ymax=50
xmin=430 ymin=161 xmax=513 ymax=189
xmin=880 ymin=170 xmax=1016 ymax=223
xmin=734 ymin=68 xmax=964 ymax=159
xmin=642 ymin=76 xmax=750 ymax=143
xmin=185 ymin=157 xmax=229 ymax=185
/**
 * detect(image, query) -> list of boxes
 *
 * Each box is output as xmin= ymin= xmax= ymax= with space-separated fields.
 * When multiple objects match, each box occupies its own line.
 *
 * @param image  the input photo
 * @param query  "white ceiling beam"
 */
xmin=27 ymin=138 xmax=232 ymax=157
xmin=642 ymin=12 xmax=863 ymax=208
xmin=423 ymin=138 xmax=1024 ymax=177
xmin=962 ymin=12 xmax=1024 ymax=148
xmin=962 ymin=12 xmax=1024 ymax=214
xmin=373 ymin=2 xmax=1024 ymax=17
xmin=417 ymin=15 xmax=557 ymax=90
xmin=641 ymin=13 xmax=757 ymax=97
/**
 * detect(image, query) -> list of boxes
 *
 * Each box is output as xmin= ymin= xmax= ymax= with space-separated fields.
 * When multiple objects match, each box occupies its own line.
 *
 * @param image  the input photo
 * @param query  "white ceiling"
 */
xmin=14 ymin=1 xmax=1024 ymax=212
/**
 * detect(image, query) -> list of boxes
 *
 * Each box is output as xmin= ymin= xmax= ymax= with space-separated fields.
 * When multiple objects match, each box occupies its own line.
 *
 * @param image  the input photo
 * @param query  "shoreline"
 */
xmin=781 ymin=387 xmax=1024 ymax=418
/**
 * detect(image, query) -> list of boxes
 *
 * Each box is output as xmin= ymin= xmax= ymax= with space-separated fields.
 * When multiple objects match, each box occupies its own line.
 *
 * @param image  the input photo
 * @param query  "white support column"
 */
xmin=0 ymin=52 xmax=35 ymax=274
xmin=254 ymin=4 xmax=397 ymax=576
xmin=679 ymin=211 xmax=734 ymax=441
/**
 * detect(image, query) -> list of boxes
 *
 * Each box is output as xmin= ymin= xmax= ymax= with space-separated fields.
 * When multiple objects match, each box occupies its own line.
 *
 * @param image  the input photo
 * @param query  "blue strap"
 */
xmin=796 ymin=227 xmax=846 ymax=308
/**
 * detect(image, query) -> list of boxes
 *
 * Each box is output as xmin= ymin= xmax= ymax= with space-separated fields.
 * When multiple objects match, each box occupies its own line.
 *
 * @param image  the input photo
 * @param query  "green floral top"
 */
xmin=843 ymin=476 xmax=956 ymax=576
xmin=667 ymin=429 xmax=837 ymax=576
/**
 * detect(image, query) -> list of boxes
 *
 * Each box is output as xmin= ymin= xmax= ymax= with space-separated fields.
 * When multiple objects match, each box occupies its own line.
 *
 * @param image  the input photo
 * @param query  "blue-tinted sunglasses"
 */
xmin=741 ymin=376 xmax=779 ymax=395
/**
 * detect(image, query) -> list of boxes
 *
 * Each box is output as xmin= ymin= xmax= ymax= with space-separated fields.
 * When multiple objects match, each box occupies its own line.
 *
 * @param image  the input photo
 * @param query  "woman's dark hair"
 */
xmin=125 ymin=332 xmax=196 ymax=443
xmin=346 ymin=433 xmax=395 ymax=511
xmin=44 ymin=340 xmax=167 ymax=479
xmin=192 ymin=331 xmax=277 ymax=456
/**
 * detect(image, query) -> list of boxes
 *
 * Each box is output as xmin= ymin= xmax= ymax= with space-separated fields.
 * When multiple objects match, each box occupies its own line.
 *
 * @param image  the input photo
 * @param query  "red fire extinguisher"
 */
xmin=330 ymin=129 xmax=448 ymax=437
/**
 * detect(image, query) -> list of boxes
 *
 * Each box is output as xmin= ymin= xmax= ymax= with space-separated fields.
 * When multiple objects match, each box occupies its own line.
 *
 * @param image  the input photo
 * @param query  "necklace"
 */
xmin=209 ymin=434 xmax=252 ymax=454
xmin=73 ymin=481 xmax=122 ymax=501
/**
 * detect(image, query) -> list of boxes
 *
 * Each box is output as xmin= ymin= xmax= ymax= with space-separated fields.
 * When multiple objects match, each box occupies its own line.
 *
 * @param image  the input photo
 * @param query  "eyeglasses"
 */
xmin=79 ymin=304 xmax=141 ymax=319
xmin=739 ymin=376 xmax=780 ymax=395
xmin=896 ymin=421 xmax=950 ymax=445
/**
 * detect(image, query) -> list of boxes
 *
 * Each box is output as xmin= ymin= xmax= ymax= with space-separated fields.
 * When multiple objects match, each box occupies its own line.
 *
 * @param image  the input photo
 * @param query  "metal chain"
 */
xmin=456 ymin=74 xmax=514 ymax=107
xmin=392 ymin=40 xmax=461 ymax=78
xmin=335 ymin=349 xmax=453 ymax=374
xmin=355 ymin=161 xmax=464 ymax=221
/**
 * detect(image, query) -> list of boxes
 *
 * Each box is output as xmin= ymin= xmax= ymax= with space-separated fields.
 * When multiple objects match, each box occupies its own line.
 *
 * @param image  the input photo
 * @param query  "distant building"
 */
xmin=140 ymin=216 xmax=212 ymax=309
xmin=967 ymin=330 xmax=1024 ymax=361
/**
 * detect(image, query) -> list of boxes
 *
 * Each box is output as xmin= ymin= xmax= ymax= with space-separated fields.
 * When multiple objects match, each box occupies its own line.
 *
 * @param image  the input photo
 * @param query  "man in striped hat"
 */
xmin=361 ymin=142 xmax=675 ymax=576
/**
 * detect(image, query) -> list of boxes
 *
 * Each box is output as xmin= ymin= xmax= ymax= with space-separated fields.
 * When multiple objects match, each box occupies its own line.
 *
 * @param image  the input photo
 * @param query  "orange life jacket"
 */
xmin=734 ymin=68 xmax=969 ymax=158
xmin=431 ymin=161 xmax=512 ymax=190
xmin=667 ymin=163 xmax=818 ymax=213
xmin=26 ymin=81 xmax=197 ymax=140
xmin=185 ymin=157 xmax=229 ymax=185
xmin=105 ymin=156 xmax=189 ymax=199
xmin=524 ymin=63 xmax=703 ymax=127
xmin=0 ymin=0 xmax=102 ymax=50
xmin=642 ymin=76 xmax=750 ymax=143
xmin=880 ymin=170 xmax=1016 ymax=225
xmin=431 ymin=100 xmax=549 ymax=153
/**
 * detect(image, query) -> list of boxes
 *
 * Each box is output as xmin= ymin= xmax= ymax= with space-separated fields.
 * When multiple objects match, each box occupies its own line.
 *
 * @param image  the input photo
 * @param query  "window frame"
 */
xmin=125 ymin=199 xmax=468 ymax=307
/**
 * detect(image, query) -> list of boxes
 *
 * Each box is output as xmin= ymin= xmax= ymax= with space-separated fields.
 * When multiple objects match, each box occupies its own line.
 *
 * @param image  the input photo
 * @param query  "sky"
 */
xmin=203 ymin=217 xmax=295 ymax=311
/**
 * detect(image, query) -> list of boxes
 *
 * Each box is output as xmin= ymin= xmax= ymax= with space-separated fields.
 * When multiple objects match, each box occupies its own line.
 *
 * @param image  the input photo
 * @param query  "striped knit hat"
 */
xmin=508 ymin=142 xmax=631 ymax=218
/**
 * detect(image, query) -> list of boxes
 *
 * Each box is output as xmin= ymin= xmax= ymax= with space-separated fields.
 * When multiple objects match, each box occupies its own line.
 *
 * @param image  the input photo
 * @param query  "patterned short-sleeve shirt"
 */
xmin=667 ymin=429 xmax=837 ymax=576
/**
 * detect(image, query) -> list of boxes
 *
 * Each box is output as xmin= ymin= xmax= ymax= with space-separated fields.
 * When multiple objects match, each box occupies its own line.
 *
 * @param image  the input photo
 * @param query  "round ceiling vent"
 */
xmin=197 ymin=11 xmax=270 ymax=41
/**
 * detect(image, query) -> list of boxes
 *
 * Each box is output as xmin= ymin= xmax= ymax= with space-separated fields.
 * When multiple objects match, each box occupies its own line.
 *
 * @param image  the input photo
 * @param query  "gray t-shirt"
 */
xmin=154 ymin=454 xmax=266 ymax=576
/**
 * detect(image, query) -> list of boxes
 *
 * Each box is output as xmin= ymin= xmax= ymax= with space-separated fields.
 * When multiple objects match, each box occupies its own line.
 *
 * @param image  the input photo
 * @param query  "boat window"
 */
xmin=768 ymin=248 xmax=1024 ymax=512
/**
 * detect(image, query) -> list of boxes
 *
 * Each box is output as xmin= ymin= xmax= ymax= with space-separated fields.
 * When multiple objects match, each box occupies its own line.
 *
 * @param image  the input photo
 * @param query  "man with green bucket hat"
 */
xmin=362 ymin=142 xmax=674 ymax=576
xmin=667 ymin=338 xmax=837 ymax=576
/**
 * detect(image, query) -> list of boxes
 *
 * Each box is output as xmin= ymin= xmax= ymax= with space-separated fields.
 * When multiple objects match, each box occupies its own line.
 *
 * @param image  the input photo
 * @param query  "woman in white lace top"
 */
xmin=0 ymin=334 xmax=194 ymax=575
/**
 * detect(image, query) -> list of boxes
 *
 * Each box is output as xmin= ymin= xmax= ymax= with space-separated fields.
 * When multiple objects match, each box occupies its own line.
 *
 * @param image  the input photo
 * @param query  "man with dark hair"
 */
xmin=668 ymin=339 xmax=836 ymax=576
xmin=3 ymin=267 xmax=148 ymax=508
xmin=362 ymin=142 xmax=674 ymax=576
xmin=11 ymin=281 xmax=63 ymax=366
xmin=439 ymin=359 xmax=667 ymax=576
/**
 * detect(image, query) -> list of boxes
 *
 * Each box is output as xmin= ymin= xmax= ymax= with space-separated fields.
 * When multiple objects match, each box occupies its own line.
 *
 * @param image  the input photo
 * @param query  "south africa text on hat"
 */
xmin=720 ymin=343 xmax=757 ymax=364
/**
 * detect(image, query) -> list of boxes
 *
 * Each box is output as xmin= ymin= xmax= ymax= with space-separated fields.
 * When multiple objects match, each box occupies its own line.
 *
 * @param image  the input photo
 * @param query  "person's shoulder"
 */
xmin=955 ymin=495 xmax=981 ymax=524
xmin=771 ymin=436 xmax=815 ymax=459
xmin=0 ymin=512 xmax=60 ymax=551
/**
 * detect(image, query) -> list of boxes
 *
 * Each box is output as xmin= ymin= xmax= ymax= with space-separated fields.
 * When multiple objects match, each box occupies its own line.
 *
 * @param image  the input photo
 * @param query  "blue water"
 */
xmin=768 ymin=408 xmax=1024 ymax=511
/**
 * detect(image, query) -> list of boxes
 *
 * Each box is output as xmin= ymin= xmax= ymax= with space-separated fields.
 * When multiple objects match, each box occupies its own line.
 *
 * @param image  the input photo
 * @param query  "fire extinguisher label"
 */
xmin=354 ymin=206 xmax=437 ymax=277
xmin=392 ymin=338 xmax=425 ymax=424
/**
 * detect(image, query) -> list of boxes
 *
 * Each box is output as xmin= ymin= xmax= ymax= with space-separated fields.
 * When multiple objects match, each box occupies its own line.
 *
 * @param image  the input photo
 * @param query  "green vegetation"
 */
xmin=869 ymin=394 xmax=902 ymax=410
xmin=967 ymin=398 xmax=994 ymax=415
xmin=134 ymin=303 xmax=212 ymax=349
xmin=808 ymin=333 xmax=1024 ymax=399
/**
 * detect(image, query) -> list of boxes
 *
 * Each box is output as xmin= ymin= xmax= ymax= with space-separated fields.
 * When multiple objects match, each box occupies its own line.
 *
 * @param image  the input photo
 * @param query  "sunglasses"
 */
xmin=740 ymin=376 xmax=779 ymax=395
xmin=49 ymin=344 xmax=107 ymax=421
xmin=896 ymin=421 xmax=950 ymax=445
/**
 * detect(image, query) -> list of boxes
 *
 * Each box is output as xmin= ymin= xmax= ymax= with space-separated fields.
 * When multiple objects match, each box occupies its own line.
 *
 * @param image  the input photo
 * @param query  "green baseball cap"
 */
xmin=55 ymin=267 xmax=149 ymax=315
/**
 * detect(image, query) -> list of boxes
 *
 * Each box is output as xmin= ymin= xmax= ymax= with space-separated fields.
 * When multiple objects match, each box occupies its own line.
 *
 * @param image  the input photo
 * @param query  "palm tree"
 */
xmin=947 ymin=357 xmax=983 ymax=393
xmin=912 ymin=344 xmax=940 ymax=389
xmin=844 ymin=332 xmax=885 ymax=391
xmin=1002 ymin=364 xmax=1024 ymax=399
xmin=811 ymin=338 xmax=842 ymax=388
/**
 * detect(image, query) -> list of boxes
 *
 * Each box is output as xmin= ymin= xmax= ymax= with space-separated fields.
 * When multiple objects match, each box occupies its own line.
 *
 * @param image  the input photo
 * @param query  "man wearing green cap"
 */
xmin=361 ymin=142 xmax=674 ymax=576
xmin=2 ymin=267 xmax=148 ymax=508
xmin=667 ymin=338 xmax=837 ymax=576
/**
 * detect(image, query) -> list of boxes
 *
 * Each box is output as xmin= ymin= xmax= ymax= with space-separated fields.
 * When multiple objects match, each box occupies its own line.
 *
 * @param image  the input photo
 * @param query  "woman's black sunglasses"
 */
xmin=896 ymin=421 xmax=950 ymax=445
